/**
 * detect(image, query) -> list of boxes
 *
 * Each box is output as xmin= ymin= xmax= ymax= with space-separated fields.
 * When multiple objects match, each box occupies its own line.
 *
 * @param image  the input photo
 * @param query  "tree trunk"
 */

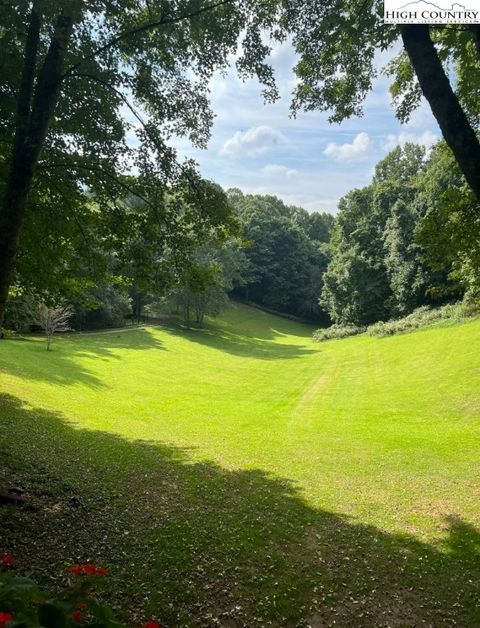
xmin=399 ymin=25 xmax=480 ymax=204
xmin=0 ymin=8 xmax=74 ymax=325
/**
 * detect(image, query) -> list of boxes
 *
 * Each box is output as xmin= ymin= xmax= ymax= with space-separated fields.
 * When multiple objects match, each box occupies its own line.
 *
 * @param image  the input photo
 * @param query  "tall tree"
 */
xmin=321 ymin=185 xmax=392 ymax=325
xmin=283 ymin=0 xmax=480 ymax=204
xmin=228 ymin=190 xmax=332 ymax=320
xmin=416 ymin=142 xmax=480 ymax=299
xmin=0 ymin=0 xmax=279 ymax=324
xmin=320 ymin=143 xmax=451 ymax=326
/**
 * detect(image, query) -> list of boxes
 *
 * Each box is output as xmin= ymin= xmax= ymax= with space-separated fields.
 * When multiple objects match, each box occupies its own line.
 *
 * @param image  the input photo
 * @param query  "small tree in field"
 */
xmin=33 ymin=303 xmax=72 ymax=350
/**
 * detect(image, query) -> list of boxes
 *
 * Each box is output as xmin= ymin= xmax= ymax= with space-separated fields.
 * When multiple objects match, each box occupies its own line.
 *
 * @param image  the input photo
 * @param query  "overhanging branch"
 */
xmin=63 ymin=0 xmax=234 ymax=78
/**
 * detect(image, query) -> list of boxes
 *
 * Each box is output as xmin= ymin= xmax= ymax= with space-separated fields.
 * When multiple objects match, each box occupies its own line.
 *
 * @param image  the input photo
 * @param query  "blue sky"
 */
xmin=171 ymin=41 xmax=440 ymax=214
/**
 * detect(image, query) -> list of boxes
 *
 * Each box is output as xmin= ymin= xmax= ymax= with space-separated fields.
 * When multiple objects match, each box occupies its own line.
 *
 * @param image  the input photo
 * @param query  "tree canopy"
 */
xmin=283 ymin=1 xmax=480 ymax=205
xmin=0 ymin=0 xmax=281 ymax=323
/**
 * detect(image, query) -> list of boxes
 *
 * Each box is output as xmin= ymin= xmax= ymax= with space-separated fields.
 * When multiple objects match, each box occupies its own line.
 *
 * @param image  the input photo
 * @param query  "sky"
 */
xmin=170 ymin=40 xmax=440 ymax=215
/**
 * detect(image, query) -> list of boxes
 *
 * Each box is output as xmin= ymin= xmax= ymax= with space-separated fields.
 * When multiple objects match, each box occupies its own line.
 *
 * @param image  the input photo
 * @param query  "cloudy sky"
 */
xmin=171 ymin=41 xmax=440 ymax=215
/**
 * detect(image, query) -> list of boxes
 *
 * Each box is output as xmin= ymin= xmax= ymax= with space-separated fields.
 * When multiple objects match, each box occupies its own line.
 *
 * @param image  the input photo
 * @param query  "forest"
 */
xmin=1 ymin=2 xmax=480 ymax=627
xmin=4 ymin=140 xmax=478 ymax=337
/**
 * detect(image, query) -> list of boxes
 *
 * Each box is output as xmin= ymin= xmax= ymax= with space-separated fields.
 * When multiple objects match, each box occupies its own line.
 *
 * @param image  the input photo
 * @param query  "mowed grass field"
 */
xmin=0 ymin=303 xmax=479 ymax=626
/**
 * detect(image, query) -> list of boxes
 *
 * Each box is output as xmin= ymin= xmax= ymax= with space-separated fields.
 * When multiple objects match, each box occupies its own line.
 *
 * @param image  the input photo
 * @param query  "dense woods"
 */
xmin=4 ymin=138 xmax=480 ymax=332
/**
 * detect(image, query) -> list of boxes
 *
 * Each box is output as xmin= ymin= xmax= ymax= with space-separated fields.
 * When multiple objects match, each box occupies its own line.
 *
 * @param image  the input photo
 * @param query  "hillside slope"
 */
xmin=0 ymin=303 xmax=479 ymax=626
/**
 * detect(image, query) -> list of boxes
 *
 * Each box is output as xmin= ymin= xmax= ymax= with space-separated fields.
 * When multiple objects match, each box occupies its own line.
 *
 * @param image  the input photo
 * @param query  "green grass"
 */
xmin=1 ymin=303 xmax=479 ymax=626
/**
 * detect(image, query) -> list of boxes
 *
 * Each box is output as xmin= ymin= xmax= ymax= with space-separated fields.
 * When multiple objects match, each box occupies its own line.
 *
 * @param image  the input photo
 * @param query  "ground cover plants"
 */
xmin=313 ymin=299 xmax=480 ymax=342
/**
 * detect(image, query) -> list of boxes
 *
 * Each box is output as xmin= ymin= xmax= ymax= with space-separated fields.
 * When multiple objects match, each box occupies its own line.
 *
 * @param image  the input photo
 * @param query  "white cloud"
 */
xmin=262 ymin=164 xmax=298 ymax=178
xmin=323 ymin=132 xmax=372 ymax=162
xmin=219 ymin=125 xmax=287 ymax=157
xmin=384 ymin=129 xmax=437 ymax=151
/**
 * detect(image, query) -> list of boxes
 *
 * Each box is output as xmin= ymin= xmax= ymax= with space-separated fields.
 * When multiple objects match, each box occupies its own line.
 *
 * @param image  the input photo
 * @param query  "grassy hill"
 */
xmin=0 ymin=303 xmax=479 ymax=626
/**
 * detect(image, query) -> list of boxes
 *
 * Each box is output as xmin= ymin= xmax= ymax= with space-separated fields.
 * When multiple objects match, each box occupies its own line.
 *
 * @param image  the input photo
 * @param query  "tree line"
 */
xmin=1 ymin=1 xmax=480 ymax=330
xmin=4 ymin=137 xmax=480 ymax=332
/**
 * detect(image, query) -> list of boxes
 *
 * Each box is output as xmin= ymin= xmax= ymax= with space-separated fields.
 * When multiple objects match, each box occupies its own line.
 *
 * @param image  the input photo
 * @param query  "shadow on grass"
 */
xmin=1 ymin=393 xmax=479 ymax=627
xmin=0 ymin=328 xmax=164 ymax=388
xmin=164 ymin=323 xmax=317 ymax=360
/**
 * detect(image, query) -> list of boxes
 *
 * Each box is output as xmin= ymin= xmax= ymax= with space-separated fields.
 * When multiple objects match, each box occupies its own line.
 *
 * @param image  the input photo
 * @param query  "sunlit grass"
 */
xmin=1 ymin=303 xmax=479 ymax=625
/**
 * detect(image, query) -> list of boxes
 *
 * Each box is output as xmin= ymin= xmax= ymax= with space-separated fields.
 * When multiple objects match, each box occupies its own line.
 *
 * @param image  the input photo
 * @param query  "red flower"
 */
xmin=0 ymin=612 xmax=13 ymax=628
xmin=69 ymin=565 xmax=83 ymax=574
xmin=0 ymin=554 xmax=14 ymax=566
xmin=69 ymin=564 xmax=108 ymax=576
xmin=75 ymin=603 xmax=87 ymax=610
xmin=82 ymin=565 xmax=96 ymax=575
xmin=71 ymin=610 xmax=83 ymax=623
xmin=143 ymin=621 xmax=160 ymax=628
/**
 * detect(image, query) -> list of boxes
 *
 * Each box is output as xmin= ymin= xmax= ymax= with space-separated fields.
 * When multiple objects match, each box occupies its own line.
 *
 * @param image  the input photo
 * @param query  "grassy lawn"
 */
xmin=0 ymin=303 xmax=479 ymax=626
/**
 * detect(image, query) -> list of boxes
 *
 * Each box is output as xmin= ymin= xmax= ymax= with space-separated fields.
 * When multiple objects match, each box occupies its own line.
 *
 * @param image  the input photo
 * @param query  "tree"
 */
xmin=416 ymin=142 xmax=480 ymax=300
xmin=31 ymin=302 xmax=72 ymax=350
xmin=320 ymin=143 xmax=452 ymax=326
xmin=383 ymin=199 xmax=428 ymax=316
xmin=320 ymin=185 xmax=392 ymax=325
xmin=228 ymin=190 xmax=333 ymax=320
xmin=168 ymin=239 xmax=246 ymax=326
xmin=321 ymin=246 xmax=390 ymax=325
xmin=283 ymin=0 xmax=480 ymax=204
xmin=0 ymin=0 xmax=280 ymax=324
xmin=71 ymin=285 xmax=131 ymax=330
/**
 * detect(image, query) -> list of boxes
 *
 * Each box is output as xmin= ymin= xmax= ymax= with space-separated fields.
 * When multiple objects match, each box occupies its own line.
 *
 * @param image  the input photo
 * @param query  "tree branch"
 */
xmin=63 ymin=0 xmax=233 ymax=78
xmin=36 ymin=161 xmax=168 ymax=225
xmin=69 ymin=71 xmax=150 ymax=137
xmin=40 ymin=176 xmax=97 ymax=275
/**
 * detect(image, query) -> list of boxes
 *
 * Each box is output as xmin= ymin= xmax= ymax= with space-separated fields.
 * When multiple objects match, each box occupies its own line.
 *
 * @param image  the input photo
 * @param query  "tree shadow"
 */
xmin=0 ymin=393 xmax=478 ymax=627
xmin=0 ymin=328 xmax=165 ymax=388
xmin=164 ymin=323 xmax=317 ymax=360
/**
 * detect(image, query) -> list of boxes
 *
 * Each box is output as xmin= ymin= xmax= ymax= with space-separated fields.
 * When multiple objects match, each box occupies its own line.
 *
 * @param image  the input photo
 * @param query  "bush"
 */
xmin=313 ymin=299 xmax=480 ymax=342
xmin=71 ymin=287 xmax=131 ymax=330
xmin=366 ymin=300 xmax=480 ymax=338
xmin=0 ymin=554 xmax=160 ymax=628
xmin=312 ymin=324 xmax=365 ymax=342
xmin=3 ymin=294 xmax=32 ymax=333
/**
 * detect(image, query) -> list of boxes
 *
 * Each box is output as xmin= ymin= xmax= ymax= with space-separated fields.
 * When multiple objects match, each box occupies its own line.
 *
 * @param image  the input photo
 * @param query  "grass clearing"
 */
xmin=1 ymin=303 xmax=479 ymax=626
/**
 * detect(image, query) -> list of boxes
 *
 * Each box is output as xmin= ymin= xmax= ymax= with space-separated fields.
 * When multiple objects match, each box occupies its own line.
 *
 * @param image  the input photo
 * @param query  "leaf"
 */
xmin=38 ymin=603 xmax=67 ymax=628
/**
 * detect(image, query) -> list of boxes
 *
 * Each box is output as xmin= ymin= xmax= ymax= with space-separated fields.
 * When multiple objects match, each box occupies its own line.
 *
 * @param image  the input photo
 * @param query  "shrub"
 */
xmin=313 ymin=299 xmax=480 ymax=342
xmin=71 ymin=287 xmax=131 ymax=330
xmin=0 ymin=554 xmax=160 ymax=628
xmin=312 ymin=324 xmax=365 ymax=342
xmin=366 ymin=301 xmax=480 ymax=338
xmin=3 ymin=293 xmax=32 ymax=333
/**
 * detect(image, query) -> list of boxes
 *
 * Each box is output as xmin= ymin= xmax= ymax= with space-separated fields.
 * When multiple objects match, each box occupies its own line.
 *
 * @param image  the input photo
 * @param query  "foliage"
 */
xmin=0 ymin=559 xmax=160 ymax=627
xmin=2 ymin=291 xmax=32 ymax=334
xmin=416 ymin=143 xmax=480 ymax=301
xmin=227 ymin=189 xmax=333 ymax=322
xmin=281 ymin=0 xmax=480 ymax=205
xmin=0 ymin=0 xmax=282 ymax=320
xmin=167 ymin=238 xmax=246 ymax=326
xmin=314 ymin=299 xmax=480 ymax=342
xmin=320 ymin=143 xmax=454 ymax=326
xmin=71 ymin=286 xmax=131 ymax=331
xmin=366 ymin=300 xmax=480 ymax=337
xmin=169 ymin=262 xmax=227 ymax=326
xmin=312 ymin=323 xmax=365 ymax=342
